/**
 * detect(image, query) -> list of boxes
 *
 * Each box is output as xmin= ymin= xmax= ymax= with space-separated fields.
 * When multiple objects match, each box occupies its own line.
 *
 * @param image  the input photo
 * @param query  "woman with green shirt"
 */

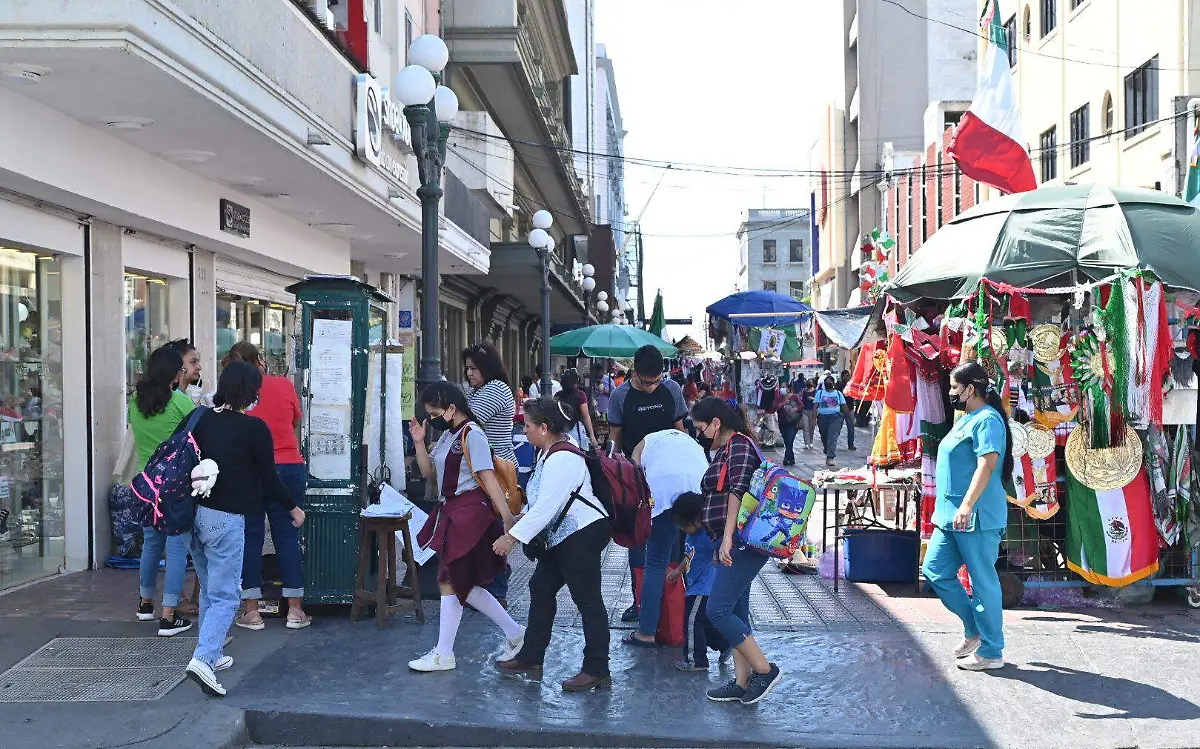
xmin=131 ymin=345 xmax=196 ymax=636
xmin=921 ymin=362 xmax=1013 ymax=671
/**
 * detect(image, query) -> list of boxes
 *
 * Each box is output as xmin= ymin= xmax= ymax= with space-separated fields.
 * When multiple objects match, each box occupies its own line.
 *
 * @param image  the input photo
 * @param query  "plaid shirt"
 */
xmin=699 ymin=432 xmax=761 ymax=538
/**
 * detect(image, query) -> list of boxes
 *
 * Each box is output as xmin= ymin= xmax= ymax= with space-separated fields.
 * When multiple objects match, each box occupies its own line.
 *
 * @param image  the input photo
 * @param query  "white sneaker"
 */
xmin=953 ymin=636 xmax=982 ymax=659
xmin=956 ymin=653 xmax=1004 ymax=671
xmin=185 ymin=657 xmax=227 ymax=696
xmin=498 ymin=625 xmax=526 ymax=662
xmin=408 ymin=648 xmax=456 ymax=672
xmin=215 ymin=655 xmax=233 ymax=672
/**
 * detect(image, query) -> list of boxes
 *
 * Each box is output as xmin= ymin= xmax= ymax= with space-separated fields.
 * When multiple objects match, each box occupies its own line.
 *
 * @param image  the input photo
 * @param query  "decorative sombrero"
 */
xmin=1064 ymin=423 xmax=1142 ymax=491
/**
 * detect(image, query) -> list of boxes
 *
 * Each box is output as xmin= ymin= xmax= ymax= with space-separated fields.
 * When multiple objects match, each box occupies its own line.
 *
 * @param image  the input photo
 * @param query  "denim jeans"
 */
xmin=817 ymin=413 xmax=844 ymax=460
xmin=191 ymin=506 xmax=246 ymax=669
xmin=637 ymin=508 xmax=680 ymax=637
xmin=241 ymin=463 xmax=306 ymax=599
xmin=843 ymin=400 xmax=857 ymax=448
xmin=707 ymin=543 xmax=768 ymax=648
xmin=780 ymin=422 xmax=798 ymax=463
xmin=139 ymin=526 xmax=191 ymax=608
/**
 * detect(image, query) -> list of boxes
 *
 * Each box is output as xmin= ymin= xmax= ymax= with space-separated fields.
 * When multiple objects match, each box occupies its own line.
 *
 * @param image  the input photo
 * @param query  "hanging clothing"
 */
xmin=870 ymin=406 xmax=902 ymax=467
xmin=1166 ymin=425 xmax=1192 ymax=549
xmin=883 ymin=334 xmax=917 ymax=413
xmin=1145 ymin=424 xmax=1175 ymax=546
xmin=1115 ymin=277 xmax=1172 ymax=429
xmin=845 ymin=340 xmax=886 ymax=402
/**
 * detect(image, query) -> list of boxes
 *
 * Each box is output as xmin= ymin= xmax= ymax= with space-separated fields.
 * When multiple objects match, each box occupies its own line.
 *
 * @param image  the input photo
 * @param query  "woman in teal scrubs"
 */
xmin=921 ymin=362 xmax=1012 ymax=671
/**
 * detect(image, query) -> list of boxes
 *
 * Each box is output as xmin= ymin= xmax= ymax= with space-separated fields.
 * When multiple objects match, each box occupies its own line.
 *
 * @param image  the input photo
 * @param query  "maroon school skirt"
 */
xmin=416 ymin=488 xmax=505 ymax=600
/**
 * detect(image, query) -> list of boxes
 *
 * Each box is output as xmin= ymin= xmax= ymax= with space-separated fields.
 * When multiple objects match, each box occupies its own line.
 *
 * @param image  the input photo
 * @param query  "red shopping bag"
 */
xmin=633 ymin=563 xmax=686 ymax=646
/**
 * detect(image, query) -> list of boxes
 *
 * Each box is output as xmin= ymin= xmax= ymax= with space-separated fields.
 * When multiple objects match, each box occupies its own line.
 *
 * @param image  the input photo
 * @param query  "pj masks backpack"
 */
xmin=736 ymin=454 xmax=816 ymax=559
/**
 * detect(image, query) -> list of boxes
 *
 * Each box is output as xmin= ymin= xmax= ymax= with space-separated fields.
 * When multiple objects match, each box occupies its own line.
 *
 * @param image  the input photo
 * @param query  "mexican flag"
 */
xmin=1186 ymin=112 xmax=1200 ymax=207
xmin=946 ymin=0 xmax=1037 ymax=194
xmin=1065 ymin=467 xmax=1160 ymax=587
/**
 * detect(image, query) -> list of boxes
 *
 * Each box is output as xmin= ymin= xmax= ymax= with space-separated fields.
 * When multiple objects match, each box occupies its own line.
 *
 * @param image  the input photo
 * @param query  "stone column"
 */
xmin=189 ymin=249 xmax=217 ymax=387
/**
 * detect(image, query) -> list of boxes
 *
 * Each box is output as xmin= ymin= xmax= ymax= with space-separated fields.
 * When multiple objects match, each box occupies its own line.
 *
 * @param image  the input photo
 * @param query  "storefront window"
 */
xmin=439 ymin=303 xmax=465 ymax=380
xmin=0 ymin=249 xmax=65 ymax=591
xmin=216 ymin=294 xmax=293 ymax=374
xmin=124 ymin=273 xmax=169 ymax=394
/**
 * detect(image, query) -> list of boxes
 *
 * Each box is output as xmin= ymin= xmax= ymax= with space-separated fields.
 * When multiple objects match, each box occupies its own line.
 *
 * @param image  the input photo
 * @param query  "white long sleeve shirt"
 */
xmin=509 ymin=447 xmax=607 ymax=548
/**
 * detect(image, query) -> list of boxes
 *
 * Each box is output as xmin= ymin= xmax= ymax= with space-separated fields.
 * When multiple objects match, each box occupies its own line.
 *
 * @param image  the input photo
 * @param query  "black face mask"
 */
xmin=428 ymin=408 xmax=453 ymax=431
xmin=697 ymin=435 xmax=713 ymax=451
xmin=950 ymin=386 xmax=972 ymax=411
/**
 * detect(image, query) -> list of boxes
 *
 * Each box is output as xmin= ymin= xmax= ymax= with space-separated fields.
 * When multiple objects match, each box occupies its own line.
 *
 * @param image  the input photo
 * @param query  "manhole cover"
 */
xmin=0 ymin=637 xmax=198 ymax=702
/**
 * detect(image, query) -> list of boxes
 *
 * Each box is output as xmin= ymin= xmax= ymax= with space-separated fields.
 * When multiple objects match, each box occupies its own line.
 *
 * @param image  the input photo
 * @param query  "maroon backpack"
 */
xmin=546 ymin=442 xmax=651 ymax=548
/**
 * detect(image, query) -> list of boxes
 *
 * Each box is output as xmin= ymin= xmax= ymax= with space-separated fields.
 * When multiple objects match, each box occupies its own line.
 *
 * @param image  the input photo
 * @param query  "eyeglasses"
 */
xmin=636 ymin=374 xmax=663 ymax=388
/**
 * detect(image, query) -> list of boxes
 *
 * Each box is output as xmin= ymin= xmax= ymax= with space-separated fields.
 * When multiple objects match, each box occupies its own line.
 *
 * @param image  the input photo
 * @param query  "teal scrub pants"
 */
xmin=921 ymin=527 xmax=1005 ymax=660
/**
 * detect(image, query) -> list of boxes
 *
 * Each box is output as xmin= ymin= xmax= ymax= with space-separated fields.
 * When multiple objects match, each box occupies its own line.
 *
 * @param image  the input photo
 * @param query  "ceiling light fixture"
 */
xmin=306 ymin=128 xmax=333 ymax=146
xmin=162 ymin=150 xmax=216 ymax=163
xmin=225 ymin=175 xmax=265 ymax=187
xmin=105 ymin=117 xmax=154 ymax=130
xmin=1 ymin=63 xmax=51 ymax=85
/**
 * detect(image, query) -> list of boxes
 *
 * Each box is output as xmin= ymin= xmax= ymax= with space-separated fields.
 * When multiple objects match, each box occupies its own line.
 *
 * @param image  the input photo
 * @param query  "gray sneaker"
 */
xmin=740 ymin=663 xmax=783 ymax=704
xmin=706 ymin=678 xmax=746 ymax=702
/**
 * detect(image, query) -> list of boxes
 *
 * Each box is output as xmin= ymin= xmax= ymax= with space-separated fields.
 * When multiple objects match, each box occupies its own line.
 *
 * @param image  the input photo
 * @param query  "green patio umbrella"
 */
xmin=648 ymin=290 xmax=667 ymax=340
xmin=550 ymin=324 xmax=679 ymax=358
xmin=885 ymin=184 xmax=1200 ymax=301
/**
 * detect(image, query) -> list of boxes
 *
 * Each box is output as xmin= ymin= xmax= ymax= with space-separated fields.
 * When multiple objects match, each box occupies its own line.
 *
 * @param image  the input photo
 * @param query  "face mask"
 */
xmin=428 ymin=407 xmax=453 ymax=431
xmin=950 ymin=386 xmax=971 ymax=411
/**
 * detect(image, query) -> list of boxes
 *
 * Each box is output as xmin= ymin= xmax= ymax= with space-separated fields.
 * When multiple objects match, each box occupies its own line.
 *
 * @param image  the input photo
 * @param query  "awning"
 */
xmin=814 ymin=302 xmax=884 ymax=350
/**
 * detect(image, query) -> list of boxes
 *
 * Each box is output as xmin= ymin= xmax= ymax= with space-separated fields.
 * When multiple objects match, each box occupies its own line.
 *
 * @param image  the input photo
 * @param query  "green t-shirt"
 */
xmin=128 ymin=390 xmax=196 ymax=473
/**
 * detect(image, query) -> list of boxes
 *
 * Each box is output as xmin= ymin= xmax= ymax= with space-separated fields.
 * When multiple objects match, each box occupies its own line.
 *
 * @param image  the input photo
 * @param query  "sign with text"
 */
xmin=353 ymin=73 xmax=410 ymax=184
xmin=219 ymin=199 xmax=250 ymax=238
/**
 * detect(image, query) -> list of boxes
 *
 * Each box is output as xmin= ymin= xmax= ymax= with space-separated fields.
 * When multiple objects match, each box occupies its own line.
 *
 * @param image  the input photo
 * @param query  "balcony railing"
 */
xmin=287 ymin=0 xmax=368 ymax=73
xmin=444 ymin=171 xmax=492 ymax=248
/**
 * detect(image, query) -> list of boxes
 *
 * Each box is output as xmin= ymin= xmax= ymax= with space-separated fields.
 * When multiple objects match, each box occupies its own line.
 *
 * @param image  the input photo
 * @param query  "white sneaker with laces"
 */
xmin=215 ymin=655 xmax=233 ymax=672
xmin=956 ymin=653 xmax=1004 ymax=671
xmin=499 ymin=625 xmax=526 ymax=663
xmin=953 ymin=636 xmax=981 ymax=659
xmin=185 ymin=657 xmax=227 ymax=696
xmin=408 ymin=649 xmax=456 ymax=672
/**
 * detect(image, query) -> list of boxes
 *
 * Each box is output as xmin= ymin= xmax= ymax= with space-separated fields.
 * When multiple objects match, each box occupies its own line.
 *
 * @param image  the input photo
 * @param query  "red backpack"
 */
xmin=546 ymin=442 xmax=651 ymax=548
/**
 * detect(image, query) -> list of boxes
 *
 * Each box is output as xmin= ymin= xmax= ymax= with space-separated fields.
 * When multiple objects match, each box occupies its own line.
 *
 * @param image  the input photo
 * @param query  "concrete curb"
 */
xmin=243 ymin=708 xmax=809 ymax=749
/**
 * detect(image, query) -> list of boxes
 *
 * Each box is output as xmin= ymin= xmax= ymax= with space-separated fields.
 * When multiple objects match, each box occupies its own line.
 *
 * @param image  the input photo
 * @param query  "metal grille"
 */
xmin=0 ymin=637 xmax=197 ymax=702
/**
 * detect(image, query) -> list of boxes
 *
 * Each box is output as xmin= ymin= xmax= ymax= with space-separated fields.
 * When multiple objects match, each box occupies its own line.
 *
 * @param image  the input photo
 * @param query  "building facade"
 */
xmin=737 ymin=209 xmax=813 ymax=301
xmin=0 ymin=0 xmax=593 ymax=593
xmin=810 ymin=0 xmax=975 ymax=311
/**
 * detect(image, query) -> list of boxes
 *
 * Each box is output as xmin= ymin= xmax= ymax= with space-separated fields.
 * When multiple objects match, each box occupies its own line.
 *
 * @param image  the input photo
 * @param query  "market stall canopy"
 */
xmin=814 ymin=302 xmax=884 ymax=350
xmin=706 ymin=289 xmax=813 ymax=327
xmin=550 ymin=324 xmax=679 ymax=358
xmin=674 ymin=335 xmax=704 ymax=355
xmin=885 ymin=184 xmax=1200 ymax=301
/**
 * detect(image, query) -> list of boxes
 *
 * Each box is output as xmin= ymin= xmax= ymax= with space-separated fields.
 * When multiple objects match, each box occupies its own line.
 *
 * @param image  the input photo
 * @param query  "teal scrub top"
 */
xmin=931 ymin=405 xmax=1008 ymax=531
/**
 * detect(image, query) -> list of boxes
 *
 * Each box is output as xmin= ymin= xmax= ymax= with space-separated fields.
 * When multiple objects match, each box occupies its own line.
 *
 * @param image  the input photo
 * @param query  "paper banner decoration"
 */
xmin=758 ymin=327 xmax=786 ymax=359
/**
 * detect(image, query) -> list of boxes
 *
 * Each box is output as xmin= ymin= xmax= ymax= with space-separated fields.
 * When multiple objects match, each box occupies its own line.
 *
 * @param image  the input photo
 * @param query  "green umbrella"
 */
xmin=649 ymin=290 xmax=667 ymax=340
xmin=550 ymin=324 xmax=679 ymax=358
xmin=886 ymin=184 xmax=1200 ymax=301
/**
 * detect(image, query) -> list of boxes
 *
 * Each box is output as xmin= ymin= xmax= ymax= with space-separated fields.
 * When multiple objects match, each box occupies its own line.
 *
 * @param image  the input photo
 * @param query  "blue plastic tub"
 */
xmin=842 ymin=528 xmax=920 ymax=583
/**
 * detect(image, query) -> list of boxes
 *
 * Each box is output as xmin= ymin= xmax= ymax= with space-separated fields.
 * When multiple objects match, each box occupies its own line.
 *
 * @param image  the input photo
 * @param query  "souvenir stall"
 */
xmin=705 ymin=290 xmax=814 ymax=446
xmin=881 ymin=185 xmax=1200 ymax=606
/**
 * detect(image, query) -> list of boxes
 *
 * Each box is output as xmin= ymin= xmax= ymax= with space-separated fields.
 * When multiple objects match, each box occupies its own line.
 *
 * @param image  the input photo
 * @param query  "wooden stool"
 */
xmin=350 ymin=514 xmax=424 ymax=627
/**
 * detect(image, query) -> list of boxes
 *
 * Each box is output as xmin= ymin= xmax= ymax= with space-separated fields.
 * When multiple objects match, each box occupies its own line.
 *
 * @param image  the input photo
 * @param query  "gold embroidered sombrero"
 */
xmin=1008 ymin=420 xmax=1028 ymax=458
xmin=1064 ymin=423 xmax=1142 ymax=491
xmin=1031 ymin=324 xmax=1064 ymax=364
xmin=1025 ymin=424 xmax=1057 ymax=460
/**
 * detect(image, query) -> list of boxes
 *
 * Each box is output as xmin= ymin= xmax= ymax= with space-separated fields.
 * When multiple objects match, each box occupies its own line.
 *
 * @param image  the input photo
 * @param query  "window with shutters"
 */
xmin=762 ymin=239 xmax=777 ymax=264
xmin=1124 ymin=56 xmax=1159 ymax=138
xmin=1039 ymin=126 xmax=1058 ymax=182
xmin=1041 ymin=0 xmax=1057 ymax=36
xmin=788 ymin=238 xmax=804 ymax=263
xmin=1069 ymin=104 xmax=1090 ymax=168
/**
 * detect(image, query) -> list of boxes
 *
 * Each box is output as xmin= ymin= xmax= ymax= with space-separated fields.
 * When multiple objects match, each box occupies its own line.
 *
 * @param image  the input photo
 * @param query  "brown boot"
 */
xmin=561 ymin=671 xmax=612 ymax=692
xmin=496 ymin=659 xmax=542 ymax=675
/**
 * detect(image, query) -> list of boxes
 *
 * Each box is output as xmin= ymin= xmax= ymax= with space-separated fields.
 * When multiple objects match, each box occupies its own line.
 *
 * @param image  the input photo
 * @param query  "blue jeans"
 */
xmin=817 ymin=412 xmax=844 ymax=460
xmin=637 ymin=509 xmax=679 ymax=637
xmin=780 ymin=422 xmax=799 ymax=463
xmin=922 ymin=527 xmax=1005 ymax=659
xmin=241 ymin=463 xmax=305 ymax=599
xmin=484 ymin=517 xmax=510 ymax=601
xmin=191 ymin=506 xmax=246 ymax=669
xmin=843 ymin=402 xmax=857 ymax=448
xmin=138 ymin=526 xmax=191 ymax=608
xmin=707 ymin=543 xmax=768 ymax=648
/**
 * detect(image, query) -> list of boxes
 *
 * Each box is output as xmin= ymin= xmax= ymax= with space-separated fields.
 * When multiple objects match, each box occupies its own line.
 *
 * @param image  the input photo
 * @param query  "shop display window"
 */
xmin=217 ymin=294 xmax=294 ymax=374
xmin=0 ymin=249 xmax=65 ymax=590
xmin=124 ymin=272 xmax=170 ymax=395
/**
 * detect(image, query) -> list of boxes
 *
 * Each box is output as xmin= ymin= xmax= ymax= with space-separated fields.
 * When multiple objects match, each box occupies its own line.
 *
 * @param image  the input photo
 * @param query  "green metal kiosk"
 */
xmin=286 ymin=275 xmax=394 ymax=604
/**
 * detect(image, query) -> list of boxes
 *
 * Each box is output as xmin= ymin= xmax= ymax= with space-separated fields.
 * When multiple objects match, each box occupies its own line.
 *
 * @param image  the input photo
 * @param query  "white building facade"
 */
xmin=0 ymin=0 xmax=492 ymax=591
xmin=738 ymin=209 xmax=813 ymax=301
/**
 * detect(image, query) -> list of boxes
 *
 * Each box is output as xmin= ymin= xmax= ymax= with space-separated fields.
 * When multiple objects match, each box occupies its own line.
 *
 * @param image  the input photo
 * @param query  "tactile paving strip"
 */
xmin=0 ymin=637 xmax=197 ymax=702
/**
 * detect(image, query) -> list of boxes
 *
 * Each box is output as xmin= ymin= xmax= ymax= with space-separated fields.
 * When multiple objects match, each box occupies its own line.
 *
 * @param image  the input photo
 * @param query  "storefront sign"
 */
xmin=354 ymin=73 xmax=410 ymax=185
xmin=396 ymin=308 xmax=414 ymax=347
xmin=219 ymin=199 xmax=250 ymax=238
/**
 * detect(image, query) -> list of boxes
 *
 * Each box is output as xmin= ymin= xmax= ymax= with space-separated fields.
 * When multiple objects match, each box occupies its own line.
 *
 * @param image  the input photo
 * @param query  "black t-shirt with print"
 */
xmin=617 ymin=385 xmax=678 ymax=458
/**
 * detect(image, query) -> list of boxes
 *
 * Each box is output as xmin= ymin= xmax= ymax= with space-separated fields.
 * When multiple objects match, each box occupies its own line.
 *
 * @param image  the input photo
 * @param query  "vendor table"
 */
xmin=815 ymin=478 xmax=921 ymax=593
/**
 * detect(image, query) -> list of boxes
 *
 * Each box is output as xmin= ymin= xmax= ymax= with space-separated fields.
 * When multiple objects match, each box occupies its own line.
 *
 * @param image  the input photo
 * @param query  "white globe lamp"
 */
xmin=532 ymin=209 xmax=553 ymax=230
xmin=408 ymin=35 xmax=449 ymax=73
xmin=595 ymin=300 xmax=609 ymax=313
xmin=582 ymin=276 xmax=597 ymax=292
xmin=433 ymin=86 xmax=459 ymax=123
xmin=597 ymin=291 xmax=608 ymax=301
xmin=394 ymin=65 xmax=436 ymax=106
xmin=527 ymin=228 xmax=549 ymax=249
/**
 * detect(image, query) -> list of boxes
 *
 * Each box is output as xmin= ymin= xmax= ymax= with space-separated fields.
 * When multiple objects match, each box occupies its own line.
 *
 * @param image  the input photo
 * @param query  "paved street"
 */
xmin=2 ymin=429 xmax=1200 ymax=748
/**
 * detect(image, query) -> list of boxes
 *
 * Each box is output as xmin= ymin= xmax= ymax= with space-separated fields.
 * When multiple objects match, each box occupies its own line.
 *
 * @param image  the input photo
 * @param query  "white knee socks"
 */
xmin=465 ymin=587 xmax=522 ymax=639
xmin=435 ymin=595 xmax=464 ymax=656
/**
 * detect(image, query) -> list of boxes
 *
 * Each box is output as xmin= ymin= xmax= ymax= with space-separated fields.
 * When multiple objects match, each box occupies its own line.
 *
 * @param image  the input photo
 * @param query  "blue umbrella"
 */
xmin=706 ymin=290 xmax=813 ymax=327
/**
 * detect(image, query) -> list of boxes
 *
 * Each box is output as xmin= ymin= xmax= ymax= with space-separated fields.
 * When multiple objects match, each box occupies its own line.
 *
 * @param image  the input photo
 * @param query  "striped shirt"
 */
xmin=468 ymin=379 xmax=518 ymax=463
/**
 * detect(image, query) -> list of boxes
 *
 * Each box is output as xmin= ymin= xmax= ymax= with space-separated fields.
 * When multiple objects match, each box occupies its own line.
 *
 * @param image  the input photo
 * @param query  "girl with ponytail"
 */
xmin=920 ymin=361 xmax=1012 ymax=672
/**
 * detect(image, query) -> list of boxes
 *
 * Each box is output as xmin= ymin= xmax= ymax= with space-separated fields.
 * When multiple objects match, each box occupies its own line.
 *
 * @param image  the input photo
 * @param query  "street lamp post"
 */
xmin=394 ymin=35 xmax=459 ymax=398
xmin=528 ymin=210 xmax=554 ymax=396
xmin=581 ymin=264 xmax=596 ymax=326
